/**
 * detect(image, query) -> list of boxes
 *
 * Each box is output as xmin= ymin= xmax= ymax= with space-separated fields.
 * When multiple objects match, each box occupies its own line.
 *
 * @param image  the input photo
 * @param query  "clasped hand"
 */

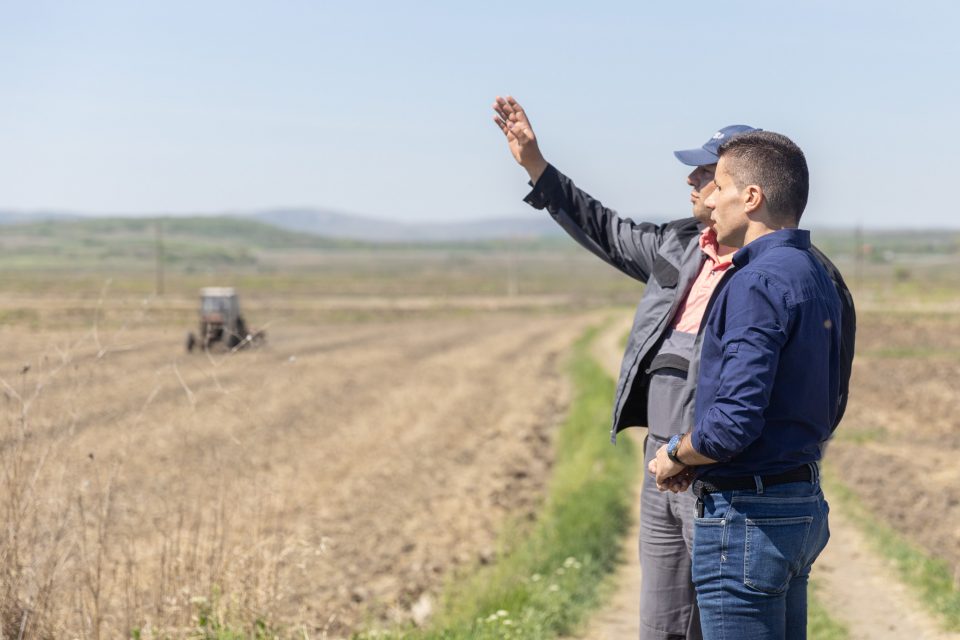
xmin=647 ymin=444 xmax=696 ymax=493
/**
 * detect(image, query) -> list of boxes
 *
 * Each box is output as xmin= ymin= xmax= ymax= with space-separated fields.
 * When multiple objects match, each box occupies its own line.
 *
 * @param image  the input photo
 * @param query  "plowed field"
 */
xmin=825 ymin=310 xmax=960 ymax=575
xmin=4 ymin=297 xmax=959 ymax=639
xmin=0 ymin=310 xmax=592 ymax=637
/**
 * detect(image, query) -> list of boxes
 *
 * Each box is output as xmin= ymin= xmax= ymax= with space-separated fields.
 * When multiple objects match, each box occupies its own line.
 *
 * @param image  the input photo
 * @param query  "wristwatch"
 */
xmin=666 ymin=433 xmax=686 ymax=466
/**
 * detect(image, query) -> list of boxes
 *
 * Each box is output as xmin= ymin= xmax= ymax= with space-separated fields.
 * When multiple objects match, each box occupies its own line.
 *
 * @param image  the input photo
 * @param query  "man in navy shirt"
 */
xmin=649 ymin=131 xmax=842 ymax=639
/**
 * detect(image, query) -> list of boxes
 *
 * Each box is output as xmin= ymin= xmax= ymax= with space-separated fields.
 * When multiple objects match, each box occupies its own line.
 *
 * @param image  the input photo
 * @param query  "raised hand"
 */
xmin=492 ymin=95 xmax=548 ymax=183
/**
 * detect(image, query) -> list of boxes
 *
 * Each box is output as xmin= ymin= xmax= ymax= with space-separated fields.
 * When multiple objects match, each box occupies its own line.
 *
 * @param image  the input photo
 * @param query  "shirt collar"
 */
xmin=699 ymin=226 xmax=736 ymax=266
xmin=732 ymin=228 xmax=811 ymax=268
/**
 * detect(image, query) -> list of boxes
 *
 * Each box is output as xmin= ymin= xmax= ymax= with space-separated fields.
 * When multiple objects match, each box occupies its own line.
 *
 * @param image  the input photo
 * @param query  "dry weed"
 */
xmin=0 ymin=295 xmax=308 ymax=638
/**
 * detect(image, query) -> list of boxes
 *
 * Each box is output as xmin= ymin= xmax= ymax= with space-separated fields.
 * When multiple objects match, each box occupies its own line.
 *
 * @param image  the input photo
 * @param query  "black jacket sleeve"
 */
xmin=524 ymin=164 xmax=676 ymax=284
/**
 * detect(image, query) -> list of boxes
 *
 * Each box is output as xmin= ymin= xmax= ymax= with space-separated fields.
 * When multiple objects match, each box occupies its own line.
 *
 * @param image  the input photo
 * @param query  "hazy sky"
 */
xmin=2 ymin=1 xmax=958 ymax=228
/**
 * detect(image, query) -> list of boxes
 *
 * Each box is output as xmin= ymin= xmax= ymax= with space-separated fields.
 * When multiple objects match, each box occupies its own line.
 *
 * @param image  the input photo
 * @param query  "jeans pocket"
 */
xmin=743 ymin=516 xmax=813 ymax=594
xmin=692 ymin=517 xmax=726 ymax=586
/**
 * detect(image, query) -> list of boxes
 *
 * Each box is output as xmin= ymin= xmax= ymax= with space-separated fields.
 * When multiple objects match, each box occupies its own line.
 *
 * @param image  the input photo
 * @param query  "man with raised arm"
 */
xmin=492 ymin=97 xmax=854 ymax=640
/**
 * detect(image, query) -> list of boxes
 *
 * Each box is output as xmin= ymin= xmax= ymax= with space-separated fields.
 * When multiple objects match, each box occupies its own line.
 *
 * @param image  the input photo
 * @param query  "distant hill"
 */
xmin=5 ymin=210 xmax=958 ymax=253
xmin=0 ymin=211 xmax=80 ymax=224
xmin=243 ymin=208 xmax=566 ymax=242
xmin=3 ymin=211 xmax=958 ymax=284
xmin=0 ymin=216 xmax=358 ymax=272
xmin=0 ymin=213 xmax=588 ymax=274
xmin=1 ymin=208 xmax=568 ymax=242
xmin=810 ymin=227 xmax=960 ymax=260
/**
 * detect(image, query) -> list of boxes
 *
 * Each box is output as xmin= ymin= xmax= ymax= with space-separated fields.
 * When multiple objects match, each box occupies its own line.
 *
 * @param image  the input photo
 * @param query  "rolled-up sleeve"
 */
xmin=691 ymin=272 xmax=792 ymax=461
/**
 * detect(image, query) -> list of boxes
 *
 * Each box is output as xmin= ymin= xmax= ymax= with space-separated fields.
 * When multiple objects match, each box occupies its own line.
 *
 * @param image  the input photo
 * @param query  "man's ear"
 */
xmin=743 ymin=185 xmax=764 ymax=215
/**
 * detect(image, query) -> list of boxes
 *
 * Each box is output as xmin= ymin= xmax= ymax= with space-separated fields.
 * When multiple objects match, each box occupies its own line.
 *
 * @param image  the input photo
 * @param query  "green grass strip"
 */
xmin=355 ymin=324 xmax=637 ymax=639
xmin=822 ymin=463 xmax=960 ymax=631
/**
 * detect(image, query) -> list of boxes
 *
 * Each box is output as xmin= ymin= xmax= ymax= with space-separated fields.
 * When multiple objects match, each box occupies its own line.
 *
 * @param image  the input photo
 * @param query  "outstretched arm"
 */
xmin=492 ymin=95 xmax=549 ymax=184
xmin=491 ymin=95 xmax=691 ymax=283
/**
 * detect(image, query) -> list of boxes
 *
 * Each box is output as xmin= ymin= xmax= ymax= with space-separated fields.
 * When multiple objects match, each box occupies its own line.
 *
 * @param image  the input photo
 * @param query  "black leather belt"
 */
xmin=692 ymin=465 xmax=812 ymax=498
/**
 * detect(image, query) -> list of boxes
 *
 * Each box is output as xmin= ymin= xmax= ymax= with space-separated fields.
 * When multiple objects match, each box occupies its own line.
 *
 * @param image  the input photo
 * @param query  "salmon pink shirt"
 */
xmin=671 ymin=227 xmax=736 ymax=333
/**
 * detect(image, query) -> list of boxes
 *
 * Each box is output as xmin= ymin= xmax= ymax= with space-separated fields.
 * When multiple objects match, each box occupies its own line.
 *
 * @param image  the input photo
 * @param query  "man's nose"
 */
xmin=686 ymin=170 xmax=697 ymax=187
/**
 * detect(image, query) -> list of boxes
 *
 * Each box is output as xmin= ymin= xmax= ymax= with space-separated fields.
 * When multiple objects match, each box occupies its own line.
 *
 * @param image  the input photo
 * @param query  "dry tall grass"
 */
xmin=0 ymin=304 xmax=307 ymax=638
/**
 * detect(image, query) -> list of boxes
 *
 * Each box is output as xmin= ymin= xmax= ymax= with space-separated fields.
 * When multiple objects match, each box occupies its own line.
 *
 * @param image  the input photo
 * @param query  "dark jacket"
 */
xmin=523 ymin=164 xmax=855 ymax=443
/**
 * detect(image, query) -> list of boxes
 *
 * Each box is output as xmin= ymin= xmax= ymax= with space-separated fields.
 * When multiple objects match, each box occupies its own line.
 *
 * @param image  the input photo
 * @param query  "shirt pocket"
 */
xmin=743 ymin=516 xmax=814 ymax=594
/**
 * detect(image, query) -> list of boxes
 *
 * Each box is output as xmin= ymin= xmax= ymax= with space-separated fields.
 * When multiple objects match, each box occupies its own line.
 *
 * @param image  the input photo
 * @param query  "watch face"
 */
xmin=667 ymin=434 xmax=683 ymax=462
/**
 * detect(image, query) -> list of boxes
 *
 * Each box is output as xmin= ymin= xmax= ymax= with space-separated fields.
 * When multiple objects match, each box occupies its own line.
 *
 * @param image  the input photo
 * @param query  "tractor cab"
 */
xmin=200 ymin=287 xmax=240 ymax=325
xmin=186 ymin=287 xmax=264 ymax=352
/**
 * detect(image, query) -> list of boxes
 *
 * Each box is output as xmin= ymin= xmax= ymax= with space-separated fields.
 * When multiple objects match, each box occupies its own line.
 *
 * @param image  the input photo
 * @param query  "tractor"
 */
xmin=185 ymin=287 xmax=265 ymax=352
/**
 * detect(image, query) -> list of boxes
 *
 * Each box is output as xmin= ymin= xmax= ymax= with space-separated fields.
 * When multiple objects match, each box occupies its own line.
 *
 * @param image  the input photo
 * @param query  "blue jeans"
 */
xmin=691 ymin=467 xmax=830 ymax=640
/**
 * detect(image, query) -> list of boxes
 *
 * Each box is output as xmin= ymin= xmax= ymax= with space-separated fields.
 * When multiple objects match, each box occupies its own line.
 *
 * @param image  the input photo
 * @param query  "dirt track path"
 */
xmin=814 ymin=507 xmax=960 ymax=640
xmin=579 ymin=315 xmax=645 ymax=639
xmin=577 ymin=314 xmax=960 ymax=640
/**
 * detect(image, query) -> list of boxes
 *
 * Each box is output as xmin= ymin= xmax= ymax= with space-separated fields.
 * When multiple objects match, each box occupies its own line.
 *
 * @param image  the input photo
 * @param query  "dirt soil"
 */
xmin=0 ymin=310 xmax=591 ymax=637
xmin=827 ymin=312 xmax=960 ymax=577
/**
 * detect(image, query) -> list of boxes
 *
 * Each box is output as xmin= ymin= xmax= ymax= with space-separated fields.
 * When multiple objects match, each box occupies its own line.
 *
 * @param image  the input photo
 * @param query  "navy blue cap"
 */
xmin=673 ymin=124 xmax=760 ymax=166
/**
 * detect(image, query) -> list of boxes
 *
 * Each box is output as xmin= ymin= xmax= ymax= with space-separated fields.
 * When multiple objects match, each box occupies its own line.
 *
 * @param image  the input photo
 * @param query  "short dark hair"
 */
xmin=717 ymin=131 xmax=809 ymax=223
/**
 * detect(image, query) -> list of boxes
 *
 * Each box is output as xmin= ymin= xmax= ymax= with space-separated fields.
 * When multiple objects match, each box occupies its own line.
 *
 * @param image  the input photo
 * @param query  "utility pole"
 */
xmin=155 ymin=218 xmax=165 ymax=296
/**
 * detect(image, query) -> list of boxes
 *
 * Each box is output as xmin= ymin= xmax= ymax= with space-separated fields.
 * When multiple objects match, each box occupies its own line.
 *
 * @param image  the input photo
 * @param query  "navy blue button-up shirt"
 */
xmin=691 ymin=228 xmax=842 ymax=478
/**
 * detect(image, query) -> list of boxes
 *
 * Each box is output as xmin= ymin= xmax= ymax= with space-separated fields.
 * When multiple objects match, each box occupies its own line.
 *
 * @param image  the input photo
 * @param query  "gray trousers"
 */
xmin=639 ymin=371 xmax=702 ymax=640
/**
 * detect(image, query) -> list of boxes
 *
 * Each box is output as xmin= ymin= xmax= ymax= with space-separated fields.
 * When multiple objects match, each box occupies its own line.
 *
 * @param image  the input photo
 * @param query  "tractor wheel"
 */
xmin=228 ymin=316 xmax=249 ymax=349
